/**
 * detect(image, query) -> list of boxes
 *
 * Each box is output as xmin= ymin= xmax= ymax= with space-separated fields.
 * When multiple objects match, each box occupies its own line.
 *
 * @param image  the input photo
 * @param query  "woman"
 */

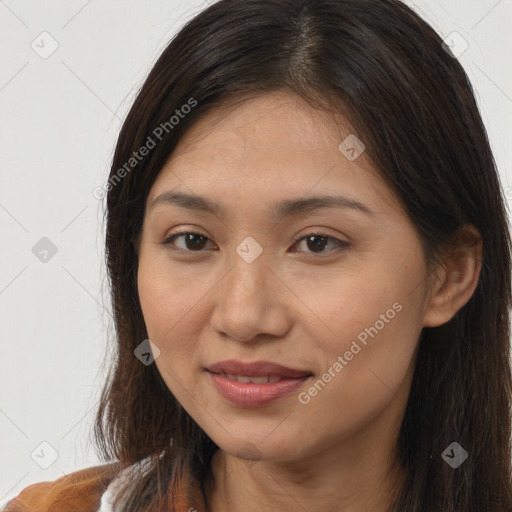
xmin=4 ymin=0 xmax=512 ymax=510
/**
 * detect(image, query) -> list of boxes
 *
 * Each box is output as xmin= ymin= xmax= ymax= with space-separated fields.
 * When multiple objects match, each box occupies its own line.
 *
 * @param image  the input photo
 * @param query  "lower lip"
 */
xmin=206 ymin=370 xmax=311 ymax=407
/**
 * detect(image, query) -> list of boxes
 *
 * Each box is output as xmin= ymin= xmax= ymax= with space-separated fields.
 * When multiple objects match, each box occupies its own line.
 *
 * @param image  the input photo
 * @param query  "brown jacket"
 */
xmin=3 ymin=462 xmax=208 ymax=512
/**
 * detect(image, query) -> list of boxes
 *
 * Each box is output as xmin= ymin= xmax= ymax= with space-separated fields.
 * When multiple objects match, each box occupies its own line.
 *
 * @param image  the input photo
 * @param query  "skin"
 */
xmin=136 ymin=90 xmax=482 ymax=512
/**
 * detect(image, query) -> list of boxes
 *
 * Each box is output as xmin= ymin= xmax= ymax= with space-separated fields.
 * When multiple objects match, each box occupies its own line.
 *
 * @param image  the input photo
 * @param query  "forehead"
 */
xmin=171 ymin=91 xmax=354 ymax=166
xmin=148 ymin=91 xmax=401 ymax=216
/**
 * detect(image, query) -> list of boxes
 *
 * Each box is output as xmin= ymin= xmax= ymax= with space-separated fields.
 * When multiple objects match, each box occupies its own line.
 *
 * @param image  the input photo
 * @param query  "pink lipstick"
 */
xmin=206 ymin=360 xmax=313 ymax=407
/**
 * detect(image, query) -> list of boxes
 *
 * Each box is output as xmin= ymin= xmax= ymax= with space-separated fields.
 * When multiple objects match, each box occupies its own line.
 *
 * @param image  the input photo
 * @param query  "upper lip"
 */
xmin=206 ymin=359 xmax=313 ymax=378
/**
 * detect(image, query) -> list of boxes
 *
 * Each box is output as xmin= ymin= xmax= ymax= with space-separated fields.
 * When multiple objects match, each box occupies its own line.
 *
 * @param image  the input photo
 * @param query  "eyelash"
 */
xmin=162 ymin=230 xmax=350 ymax=257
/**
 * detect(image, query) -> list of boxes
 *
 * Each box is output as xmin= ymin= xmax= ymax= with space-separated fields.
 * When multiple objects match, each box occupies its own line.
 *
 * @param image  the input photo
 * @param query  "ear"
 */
xmin=422 ymin=224 xmax=482 ymax=328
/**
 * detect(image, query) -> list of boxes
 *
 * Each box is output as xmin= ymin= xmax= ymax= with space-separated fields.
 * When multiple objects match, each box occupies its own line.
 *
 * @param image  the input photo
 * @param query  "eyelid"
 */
xmin=291 ymin=229 xmax=349 ymax=245
xmin=162 ymin=228 xmax=350 ymax=256
xmin=289 ymin=231 xmax=350 ymax=256
xmin=163 ymin=228 xmax=216 ymax=251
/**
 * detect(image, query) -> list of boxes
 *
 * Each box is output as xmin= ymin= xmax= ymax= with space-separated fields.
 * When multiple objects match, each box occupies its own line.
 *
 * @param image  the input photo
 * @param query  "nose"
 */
xmin=210 ymin=252 xmax=291 ymax=343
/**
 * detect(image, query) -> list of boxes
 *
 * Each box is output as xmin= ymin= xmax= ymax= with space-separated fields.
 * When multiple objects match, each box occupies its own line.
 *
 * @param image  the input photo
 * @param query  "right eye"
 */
xmin=162 ymin=231 xmax=217 ymax=252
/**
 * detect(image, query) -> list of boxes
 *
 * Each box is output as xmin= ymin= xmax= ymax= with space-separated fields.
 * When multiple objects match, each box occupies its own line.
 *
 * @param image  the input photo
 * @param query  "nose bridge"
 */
xmin=211 ymin=237 xmax=285 ymax=341
xmin=225 ymin=238 xmax=269 ymax=304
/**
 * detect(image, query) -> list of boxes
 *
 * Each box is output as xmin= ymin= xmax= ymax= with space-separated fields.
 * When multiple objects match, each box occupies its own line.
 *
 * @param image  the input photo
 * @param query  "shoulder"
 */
xmin=2 ymin=462 xmax=121 ymax=512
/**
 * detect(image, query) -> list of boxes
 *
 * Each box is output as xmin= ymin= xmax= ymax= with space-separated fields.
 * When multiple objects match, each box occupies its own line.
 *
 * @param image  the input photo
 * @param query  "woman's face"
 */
xmin=137 ymin=91 xmax=435 ymax=463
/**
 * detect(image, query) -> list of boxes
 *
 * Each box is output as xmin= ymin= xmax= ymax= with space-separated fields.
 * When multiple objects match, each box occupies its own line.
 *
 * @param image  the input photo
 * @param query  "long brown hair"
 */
xmin=53 ymin=0 xmax=512 ymax=510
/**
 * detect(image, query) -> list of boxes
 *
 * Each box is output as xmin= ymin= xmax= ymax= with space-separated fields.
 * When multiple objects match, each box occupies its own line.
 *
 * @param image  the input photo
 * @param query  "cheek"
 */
xmin=137 ymin=251 xmax=196 ymax=336
xmin=137 ymin=255 xmax=212 ymax=381
xmin=300 ymin=252 xmax=425 ymax=391
xmin=294 ymin=261 xmax=413 ymax=344
xmin=137 ymin=263 xmax=205 ymax=405
xmin=296 ymin=294 xmax=421 ymax=442
xmin=137 ymin=266 xmax=171 ymax=340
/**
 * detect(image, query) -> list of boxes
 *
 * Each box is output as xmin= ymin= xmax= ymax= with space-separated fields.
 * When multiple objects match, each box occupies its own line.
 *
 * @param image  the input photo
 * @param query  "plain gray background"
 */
xmin=1 ymin=0 xmax=511 ymax=504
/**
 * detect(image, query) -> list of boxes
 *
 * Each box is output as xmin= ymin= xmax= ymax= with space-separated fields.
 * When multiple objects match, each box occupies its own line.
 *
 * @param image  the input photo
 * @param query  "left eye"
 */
xmin=162 ymin=231 xmax=349 ymax=255
xmin=291 ymin=233 xmax=350 ymax=255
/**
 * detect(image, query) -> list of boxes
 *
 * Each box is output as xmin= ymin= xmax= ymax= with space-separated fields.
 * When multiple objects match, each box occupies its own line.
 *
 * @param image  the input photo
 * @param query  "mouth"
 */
xmin=206 ymin=359 xmax=314 ymax=381
xmin=205 ymin=364 xmax=313 ymax=407
xmin=206 ymin=371 xmax=287 ymax=384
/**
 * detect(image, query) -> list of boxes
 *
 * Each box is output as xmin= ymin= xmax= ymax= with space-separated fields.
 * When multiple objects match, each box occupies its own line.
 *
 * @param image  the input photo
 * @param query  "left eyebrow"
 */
xmin=149 ymin=190 xmax=377 ymax=219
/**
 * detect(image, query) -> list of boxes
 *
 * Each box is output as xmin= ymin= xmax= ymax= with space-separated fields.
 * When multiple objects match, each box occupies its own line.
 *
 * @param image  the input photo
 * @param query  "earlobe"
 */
xmin=422 ymin=225 xmax=482 ymax=328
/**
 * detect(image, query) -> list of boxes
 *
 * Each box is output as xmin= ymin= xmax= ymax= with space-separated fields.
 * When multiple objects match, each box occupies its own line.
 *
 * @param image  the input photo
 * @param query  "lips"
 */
xmin=206 ymin=359 xmax=313 ymax=379
xmin=206 ymin=360 xmax=313 ymax=407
